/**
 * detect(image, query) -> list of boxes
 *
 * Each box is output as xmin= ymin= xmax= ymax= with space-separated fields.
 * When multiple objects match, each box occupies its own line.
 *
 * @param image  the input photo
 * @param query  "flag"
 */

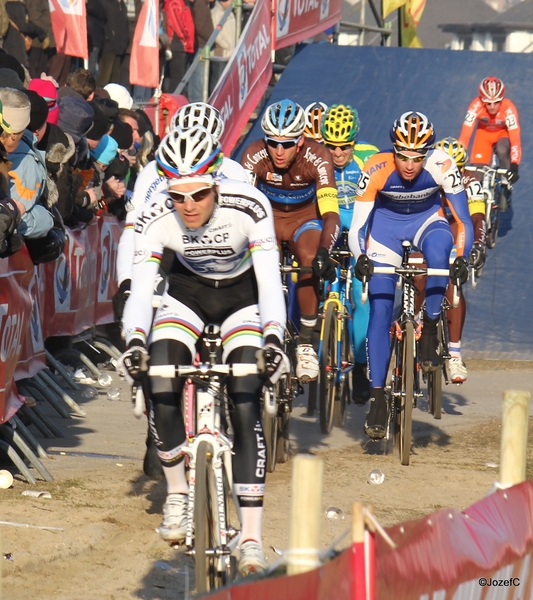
xmin=400 ymin=0 xmax=426 ymax=47
xmin=382 ymin=0 xmax=407 ymax=19
xmin=130 ymin=0 xmax=160 ymax=88
xmin=48 ymin=0 xmax=88 ymax=59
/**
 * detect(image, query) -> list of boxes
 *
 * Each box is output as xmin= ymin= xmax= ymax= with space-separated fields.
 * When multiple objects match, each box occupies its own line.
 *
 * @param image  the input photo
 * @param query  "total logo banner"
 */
xmin=275 ymin=0 xmax=342 ymax=50
xmin=210 ymin=0 xmax=272 ymax=153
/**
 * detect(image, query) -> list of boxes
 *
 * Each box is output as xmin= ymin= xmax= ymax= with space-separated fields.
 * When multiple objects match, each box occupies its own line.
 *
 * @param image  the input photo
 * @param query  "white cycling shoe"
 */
xmin=238 ymin=540 xmax=268 ymax=576
xmin=157 ymin=493 xmax=188 ymax=543
xmin=296 ymin=344 xmax=319 ymax=382
xmin=447 ymin=357 xmax=468 ymax=384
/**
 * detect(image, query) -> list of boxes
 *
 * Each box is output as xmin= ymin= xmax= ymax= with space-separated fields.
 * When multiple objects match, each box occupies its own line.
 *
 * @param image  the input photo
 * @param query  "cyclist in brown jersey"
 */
xmin=241 ymin=99 xmax=340 ymax=382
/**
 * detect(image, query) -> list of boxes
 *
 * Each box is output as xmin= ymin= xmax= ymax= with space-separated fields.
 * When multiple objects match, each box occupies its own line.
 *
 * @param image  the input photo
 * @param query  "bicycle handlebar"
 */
xmin=149 ymin=363 xmax=259 ymax=378
xmin=360 ymin=265 xmax=461 ymax=307
xmin=464 ymin=165 xmax=508 ymax=176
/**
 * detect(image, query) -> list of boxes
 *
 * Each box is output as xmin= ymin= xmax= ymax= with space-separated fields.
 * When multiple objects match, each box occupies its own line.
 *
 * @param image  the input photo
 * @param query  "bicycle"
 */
xmin=464 ymin=164 xmax=509 ymax=251
xmin=361 ymin=242 xmax=459 ymax=466
xmin=315 ymin=231 xmax=355 ymax=434
xmin=147 ymin=325 xmax=258 ymax=594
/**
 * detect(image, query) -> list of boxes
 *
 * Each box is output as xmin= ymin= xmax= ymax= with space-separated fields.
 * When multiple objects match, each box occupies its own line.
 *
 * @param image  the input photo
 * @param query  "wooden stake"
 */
xmin=287 ymin=454 xmax=324 ymax=575
xmin=500 ymin=390 xmax=530 ymax=486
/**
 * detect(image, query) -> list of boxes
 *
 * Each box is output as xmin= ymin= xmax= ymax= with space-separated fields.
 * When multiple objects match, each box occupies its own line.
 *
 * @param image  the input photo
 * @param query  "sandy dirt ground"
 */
xmin=1 ymin=361 xmax=532 ymax=600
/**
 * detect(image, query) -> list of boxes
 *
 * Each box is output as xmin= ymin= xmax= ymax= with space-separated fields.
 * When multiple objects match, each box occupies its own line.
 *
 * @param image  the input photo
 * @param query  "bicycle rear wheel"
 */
xmin=194 ymin=441 xmax=223 ymax=594
xmin=398 ymin=321 xmax=415 ymax=466
xmin=319 ymin=303 xmax=338 ymax=434
xmin=334 ymin=318 xmax=352 ymax=428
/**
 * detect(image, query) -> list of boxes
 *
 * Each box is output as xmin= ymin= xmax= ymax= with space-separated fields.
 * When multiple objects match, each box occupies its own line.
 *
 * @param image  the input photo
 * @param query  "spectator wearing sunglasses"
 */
xmin=241 ymin=98 xmax=340 ymax=384
xmin=458 ymin=76 xmax=520 ymax=204
xmin=321 ymin=104 xmax=378 ymax=405
xmin=348 ymin=112 xmax=473 ymax=441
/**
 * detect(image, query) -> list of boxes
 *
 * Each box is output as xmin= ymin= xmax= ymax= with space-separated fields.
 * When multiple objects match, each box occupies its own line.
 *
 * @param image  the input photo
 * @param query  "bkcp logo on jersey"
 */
xmin=237 ymin=49 xmax=248 ymax=109
xmin=277 ymin=0 xmax=290 ymax=37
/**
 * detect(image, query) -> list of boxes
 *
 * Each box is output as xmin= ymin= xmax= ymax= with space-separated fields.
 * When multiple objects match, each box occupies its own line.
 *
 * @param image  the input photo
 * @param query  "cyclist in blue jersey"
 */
xmin=321 ymin=104 xmax=379 ymax=404
xmin=349 ymin=112 xmax=473 ymax=440
xmin=241 ymin=99 xmax=340 ymax=383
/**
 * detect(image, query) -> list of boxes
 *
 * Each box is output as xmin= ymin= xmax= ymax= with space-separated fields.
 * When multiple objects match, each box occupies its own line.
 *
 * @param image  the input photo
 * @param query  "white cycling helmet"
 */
xmin=155 ymin=125 xmax=223 ymax=178
xmin=261 ymin=99 xmax=306 ymax=138
xmin=170 ymin=102 xmax=224 ymax=141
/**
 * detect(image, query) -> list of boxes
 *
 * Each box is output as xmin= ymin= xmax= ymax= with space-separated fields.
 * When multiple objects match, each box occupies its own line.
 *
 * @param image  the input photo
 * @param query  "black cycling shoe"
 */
xmin=364 ymin=388 xmax=388 ymax=440
xmin=352 ymin=362 xmax=370 ymax=405
xmin=143 ymin=431 xmax=163 ymax=480
xmin=420 ymin=314 xmax=442 ymax=373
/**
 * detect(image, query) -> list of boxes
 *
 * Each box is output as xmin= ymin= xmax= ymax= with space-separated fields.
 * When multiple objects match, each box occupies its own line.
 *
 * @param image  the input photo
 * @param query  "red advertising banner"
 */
xmin=15 ymin=269 xmax=46 ymax=381
xmin=0 ymin=248 xmax=35 ymax=424
xmin=48 ymin=0 xmax=88 ymax=59
xmin=273 ymin=0 xmax=342 ymax=50
xmin=37 ymin=217 xmax=122 ymax=339
xmin=209 ymin=0 xmax=272 ymax=154
xmin=39 ymin=223 xmax=98 ymax=338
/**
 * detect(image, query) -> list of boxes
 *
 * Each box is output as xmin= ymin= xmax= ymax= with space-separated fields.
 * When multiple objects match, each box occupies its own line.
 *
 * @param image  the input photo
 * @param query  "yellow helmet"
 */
xmin=303 ymin=102 xmax=327 ymax=142
xmin=434 ymin=137 xmax=468 ymax=169
xmin=321 ymin=104 xmax=360 ymax=145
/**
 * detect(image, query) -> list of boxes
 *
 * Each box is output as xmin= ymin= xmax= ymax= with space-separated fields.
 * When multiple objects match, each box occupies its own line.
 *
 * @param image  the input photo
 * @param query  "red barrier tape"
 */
xmin=202 ymin=481 xmax=533 ymax=600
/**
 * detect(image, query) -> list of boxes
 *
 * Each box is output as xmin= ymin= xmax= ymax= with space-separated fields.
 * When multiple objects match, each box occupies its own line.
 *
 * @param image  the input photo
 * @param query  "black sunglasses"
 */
xmin=168 ymin=186 xmax=213 ymax=204
xmin=325 ymin=142 xmax=353 ymax=152
xmin=265 ymin=137 xmax=300 ymax=150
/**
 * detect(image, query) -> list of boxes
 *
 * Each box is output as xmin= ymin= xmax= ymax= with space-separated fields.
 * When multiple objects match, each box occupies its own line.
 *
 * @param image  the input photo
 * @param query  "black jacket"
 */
xmin=101 ymin=0 xmax=129 ymax=55
xmin=87 ymin=0 xmax=105 ymax=51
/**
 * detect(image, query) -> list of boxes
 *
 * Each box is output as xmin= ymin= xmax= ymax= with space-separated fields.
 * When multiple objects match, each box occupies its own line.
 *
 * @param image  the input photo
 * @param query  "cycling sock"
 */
xmin=449 ymin=341 xmax=461 ymax=359
xmin=240 ymin=506 xmax=263 ymax=545
xmin=299 ymin=314 xmax=317 ymax=344
xmin=163 ymin=457 xmax=189 ymax=495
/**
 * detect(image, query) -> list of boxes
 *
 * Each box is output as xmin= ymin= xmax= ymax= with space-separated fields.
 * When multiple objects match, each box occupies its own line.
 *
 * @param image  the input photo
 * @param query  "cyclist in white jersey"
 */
xmin=118 ymin=125 xmax=288 ymax=576
xmin=114 ymin=103 xmax=250 ymax=481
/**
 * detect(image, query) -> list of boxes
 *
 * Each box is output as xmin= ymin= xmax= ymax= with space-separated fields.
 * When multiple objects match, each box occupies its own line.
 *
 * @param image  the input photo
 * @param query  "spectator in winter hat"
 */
xmin=90 ymin=134 xmax=118 ymax=168
xmin=0 ymin=68 xmax=25 ymax=90
xmin=104 ymin=83 xmax=133 ymax=109
xmin=28 ymin=77 xmax=59 ymax=125
xmin=0 ymin=53 xmax=26 ymax=85
xmin=58 ymin=96 xmax=94 ymax=143
xmin=0 ymin=87 xmax=54 ymax=239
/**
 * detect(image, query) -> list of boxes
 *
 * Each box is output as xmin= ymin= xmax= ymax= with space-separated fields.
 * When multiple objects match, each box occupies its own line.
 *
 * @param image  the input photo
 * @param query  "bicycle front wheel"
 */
xmin=194 ymin=441 xmax=222 ymax=594
xmin=398 ymin=321 xmax=415 ymax=466
xmin=319 ymin=303 xmax=338 ymax=434
xmin=334 ymin=317 xmax=352 ymax=428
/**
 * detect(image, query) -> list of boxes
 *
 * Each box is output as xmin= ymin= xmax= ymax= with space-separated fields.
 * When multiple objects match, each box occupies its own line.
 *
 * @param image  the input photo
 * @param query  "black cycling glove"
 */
xmin=507 ymin=163 xmax=519 ymax=185
xmin=354 ymin=254 xmax=374 ymax=282
xmin=312 ymin=247 xmax=336 ymax=281
xmin=450 ymin=256 xmax=469 ymax=285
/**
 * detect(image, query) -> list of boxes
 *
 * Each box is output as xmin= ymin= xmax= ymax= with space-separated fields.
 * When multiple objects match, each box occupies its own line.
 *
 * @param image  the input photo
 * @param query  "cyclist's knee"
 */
xmin=226 ymin=346 xmax=263 ymax=396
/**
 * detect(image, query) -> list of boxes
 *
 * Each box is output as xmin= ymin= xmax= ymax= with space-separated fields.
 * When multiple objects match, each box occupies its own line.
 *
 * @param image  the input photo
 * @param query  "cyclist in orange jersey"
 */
xmin=459 ymin=76 xmax=521 ymax=194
